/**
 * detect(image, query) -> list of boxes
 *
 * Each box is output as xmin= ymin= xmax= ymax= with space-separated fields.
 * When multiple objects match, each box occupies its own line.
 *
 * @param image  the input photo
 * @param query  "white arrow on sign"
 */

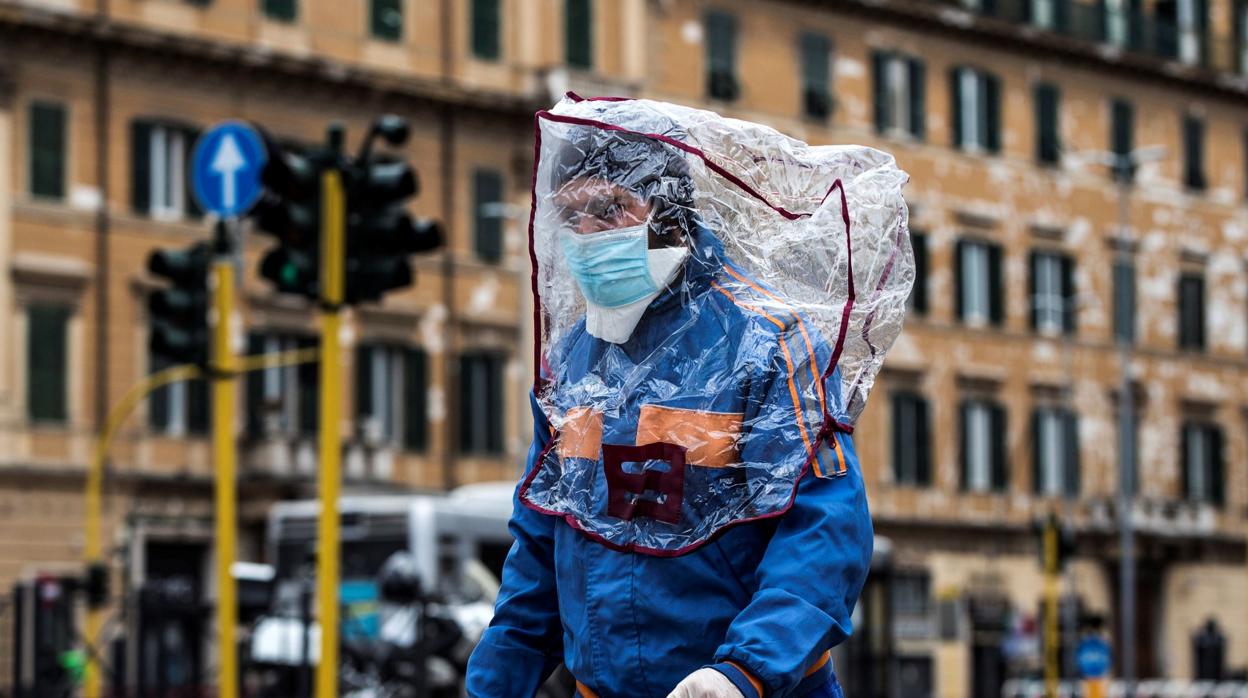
xmin=210 ymin=133 xmax=247 ymax=211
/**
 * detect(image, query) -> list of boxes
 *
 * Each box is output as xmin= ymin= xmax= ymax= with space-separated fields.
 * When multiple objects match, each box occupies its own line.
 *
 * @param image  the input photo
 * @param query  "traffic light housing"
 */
xmin=1036 ymin=513 xmax=1076 ymax=574
xmin=148 ymin=242 xmax=211 ymax=367
xmin=252 ymin=135 xmax=323 ymax=299
xmin=344 ymin=155 xmax=442 ymax=303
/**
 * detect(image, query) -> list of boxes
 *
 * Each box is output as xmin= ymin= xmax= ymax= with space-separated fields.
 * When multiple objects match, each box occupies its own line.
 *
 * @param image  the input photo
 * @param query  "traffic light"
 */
xmin=252 ymin=136 xmax=324 ymax=299
xmin=344 ymin=155 xmax=442 ymax=303
xmin=148 ymin=242 xmax=211 ymax=366
xmin=1036 ymin=513 xmax=1076 ymax=574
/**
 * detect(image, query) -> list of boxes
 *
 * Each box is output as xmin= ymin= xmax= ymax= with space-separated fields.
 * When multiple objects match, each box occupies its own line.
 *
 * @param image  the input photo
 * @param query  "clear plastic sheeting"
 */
xmin=519 ymin=95 xmax=911 ymax=555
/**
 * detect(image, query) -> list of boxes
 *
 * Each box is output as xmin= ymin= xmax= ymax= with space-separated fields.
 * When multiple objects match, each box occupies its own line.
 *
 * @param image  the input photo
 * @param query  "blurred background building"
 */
xmin=2 ymin=0 xmax=1247 ymax=695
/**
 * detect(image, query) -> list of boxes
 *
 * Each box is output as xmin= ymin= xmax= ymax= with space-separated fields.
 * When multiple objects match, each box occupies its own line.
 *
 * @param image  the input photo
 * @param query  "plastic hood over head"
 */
xmin=520 ymin=94 xmax=911 ymax=555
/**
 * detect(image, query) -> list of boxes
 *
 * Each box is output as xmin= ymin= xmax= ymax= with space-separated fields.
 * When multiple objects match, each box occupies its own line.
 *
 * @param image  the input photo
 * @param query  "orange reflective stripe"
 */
xmin=558 ymin=406 xmax=603 ymax=460
xmin=830 ymin=432 xmax=847 ymax=475
xmin=575 ymin=680 xmax=599 ymax=698
xmin=636 ymin=404 xmax=743 ymax=467
xmin=725 ymin=660 xmax=765 ymax=696
xmin=711 ymin=281 xmax=813 ymax=454
xmin=805 ymin=650 xmax=831 ymax=676
xmin=721 ymin=265 xmax=827 ymax=418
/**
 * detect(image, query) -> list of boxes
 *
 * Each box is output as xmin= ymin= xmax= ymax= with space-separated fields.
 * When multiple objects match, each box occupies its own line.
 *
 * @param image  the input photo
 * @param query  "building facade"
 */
xmin=3 ymin=0 xmax=1248 ymax=695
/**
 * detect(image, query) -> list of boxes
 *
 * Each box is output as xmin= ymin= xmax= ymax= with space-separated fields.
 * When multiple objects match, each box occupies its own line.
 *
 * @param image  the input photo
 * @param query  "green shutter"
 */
xmin=871 ymin=51 xmax=890 ymax=135
xmin=473 ymin=169 xmax=504 ymax=263
xmin=1184 ymin=115 xmax=1206 ymax=190
xmin=263 ymin=0 xmax=297 ymax=22
xmin=403 ymin=348 xmax=427 ymax=451
xmin=371 ymin=0 xmax=403 ymax=41
xmin=131 ymin=120 xmax=152 ymax=214
xmin=565 ymin=0 xmax=592 ymax=69
xmin=908 ymin=58 xmax=926 ymax=140
xmin=984 ymin=73 xmax=1001 ymax=153
xmin=1035 ymin=83 xmax=1060 ymax=164
xmin=910 ymin=232 xmax=928 ymax=315
xmin=705 ymin=11 xmax=738 ymax=101
xmin=28 ymin=305 xmax=69 ymax=423
xmin=987 ymin=243 xmax=1004 ymax=326
xmin=472 ymin=0 xmax=501 ymax=61
xmin=1110 ymin=99 xmax=1134 ymax=181
xmin=1063 ymin=410 xmax=1080 ymax=498
xmin=799 ymin=33 xmax=831 ymax=120
xmin=949 ymin=67 xmax=964 ymax=149
xmin=1113 ymin=260 xmax=1136 ymax=344
xmin=29 ymin=102 xmax=66 ymax=200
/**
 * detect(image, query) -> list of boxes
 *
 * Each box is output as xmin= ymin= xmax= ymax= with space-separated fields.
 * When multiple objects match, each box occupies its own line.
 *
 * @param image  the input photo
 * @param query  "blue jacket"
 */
xmin=467 ymin=228 xmax=873 ymax=698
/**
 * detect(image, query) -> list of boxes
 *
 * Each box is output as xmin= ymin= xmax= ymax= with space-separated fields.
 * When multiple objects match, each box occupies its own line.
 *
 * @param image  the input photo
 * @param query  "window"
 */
xmin=960 ymin=398 xmax=1007 ymax=493
xmin=909 ymin=231 xmax=928 ymax=315
xmin=262 ymin=0 xmax=297 ymax=22
xmin=1032 ymin=407 xmax=1079 ymax=497
xmin=471 ymin=0 xmax=501 ymax=61
xmin=244 ymin=333 xmax=318 ymax=438
xmin=1113 ymin=259 xmax=1136 ymax=344
xmin=705 ymin=11 xmax=738 ymax=101
xmin=1177 ymin=272 xmax=1205 ymax=350
xmin=892 ymin=571 xmax=934 ymax=640
xmin=370 ymin=0 xmax=403 ymax=42
xmin=131 ymin=120 xmax=202 ymax=220
xmin=1110 ymin=99 xmax=1135 ymax=182
xmin=892 ymin=392 xmax=931 ymax=487
xmin=1029 ymin=251 xmax=1074 ymax=335
xmin=473 ymin=169 xmax=504 ymax=263
xmin=355 ymin=344 xmax=428 ymax=451
xmin=27 ymin=304 xmax=69 ymax=424
xmin=1183 ymin=115 xmax=1206 ymax=191
xmin=1102 ymin=0 xmax=1140 ymax=48
xmin=1173 ymin=0 xmax=1208 ymax=66
xmin=1029 ymin=0 xmax=1069 ymax=29
xmin=459 ymin=351 xmax=506 ymax=455
xmin=149 ymin=346 xmax=209 ymax=436
xmin=872 ymin=51 xmax=925 ymax=140
xmin=1237 ymin=0 xmax=1248 ymax=73
xmin=949 ymin=67 xmax=1001 ymax=153
xmin=955 ymin=239 xmax=1004 ymax=327
xmin=799 ymin=33 xmax=832 ymax=121
xmin=28 ymin=101 xmax=66 ymax=200
xmin=1034 ymin=83 xmax=1060 ymax=164
xmin=1181 ymin=421 xmax=1223 ymax=505
xmin=565 ymin=0 xmax=592 ymax=69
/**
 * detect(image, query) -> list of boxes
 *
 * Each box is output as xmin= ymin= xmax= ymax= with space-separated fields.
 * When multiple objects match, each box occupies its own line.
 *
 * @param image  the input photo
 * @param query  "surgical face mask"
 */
xmin=561 ymin=222 xmax=658 ymax=308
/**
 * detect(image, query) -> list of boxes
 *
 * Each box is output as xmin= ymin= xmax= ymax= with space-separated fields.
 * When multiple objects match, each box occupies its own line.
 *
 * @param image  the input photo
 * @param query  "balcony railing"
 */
xmin=940 ymin=0 xmax=1247 ymax=76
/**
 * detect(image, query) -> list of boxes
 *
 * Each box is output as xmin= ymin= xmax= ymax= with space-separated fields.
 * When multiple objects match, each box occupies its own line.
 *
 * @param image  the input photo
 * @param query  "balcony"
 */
xmin=938 ymin=0 xmax=1246 ymax=76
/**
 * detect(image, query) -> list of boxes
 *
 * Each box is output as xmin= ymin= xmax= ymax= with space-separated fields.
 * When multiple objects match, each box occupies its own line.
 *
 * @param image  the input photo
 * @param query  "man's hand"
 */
xmin=666 ymin=668 xmax=745 ymax=698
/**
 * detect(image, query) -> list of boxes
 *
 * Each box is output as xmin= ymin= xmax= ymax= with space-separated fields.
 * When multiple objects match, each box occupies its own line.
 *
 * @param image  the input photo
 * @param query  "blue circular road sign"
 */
xmin=191 ymin=121 xmax=267 ymax=217
xmin=1076 ymin=636 xmax=1112 ymax=679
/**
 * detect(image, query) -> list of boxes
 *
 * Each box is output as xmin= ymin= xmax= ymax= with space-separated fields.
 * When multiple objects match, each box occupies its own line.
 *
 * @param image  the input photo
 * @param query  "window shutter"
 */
xmin=29 ymin=102 xmax=66 ymax=200
xmin=1035 ymin=83 xmax=1060 ymax=164
xmin=959 ymin=401 xmax=970 ymax=490
xmin=1210 ymin=426 xmax=1224 ymax=506
xmin=949 ymin=67 xmax=964 ymax=149
xmin=988 ymin=243 xmax=1005 ymax=326
xmin=565 ymin=0 xmax=592 ymax=69
xmin=916 ymin=396 xmax=931 ymax=486
xmin=473 ymin=169 xmax=504 ymax=263
xmin=1063 ymin=410 xmax=1080 ymax=498
xmin=705 ymin=11 xmax=738 ymax=101
xmin=245 ymin=334 xmax=265 ymax=438
xmin=28 ymin=305 xmax=68 ymax=423
xmin=984 ymin=73 xmax=1002 ymax=153
xmin=800 ymin=33 xmax=831 ymax=120
xmin=1054 ymin=0 xmax=1070 ymax=30
xmin=131 ymin=120 xmax=152 ymax=214
xmin=183 ymin=126 xmax=203 ymax=219
xmin=486 ymin=353 xmax=505 ymax=453
xmin=355 ymin=345 xmax=374 ymax=422
xmin=187 ymin=376 xmax=209 ymax=435
xmin=472 ymin=0 xmax=501 ymax=60
xmin=1111 ymin=100 xmax=1134 ymax=181
xmin=1028 ymin=251 xmax=1039 ymax=331
xmin=1061 ymin=255 xmax=1076 ymax=335
xmin=1196 ymin=0 xmax=1210 ymax=66
xmin=263 ymin=0 xmax=297 ymax=22
xmin=911 ymin=232 xmax=928 ymax=314
xmin=1113 ymin=260 xmax=1135 ymax=343
xmin=892 ymin=394 xmax=906 ymax=484
xmin=954 ymin=239 xmax=966 ymax=321
xmin=403 ymin=348 xmax=427 ymax=451
xmin=1184 ymin=116 xmax=1206 ymax=190
xmin=371 ymin=0 xmax=403 ymax=41
xmin=297 ymin=335 xmax=319 ymax=436
xmin=1180 ymin=422 xmax=1192 ymax=500
xmin=990 ymin=403 xmax=1008 ymax=491
xmin=872 ymin=52 xmax=890 ymax=135
xmin=1031 ymin=409 xmax=1043 ymax=494
xmin=908 ymin=58 xmax=925 ymax=140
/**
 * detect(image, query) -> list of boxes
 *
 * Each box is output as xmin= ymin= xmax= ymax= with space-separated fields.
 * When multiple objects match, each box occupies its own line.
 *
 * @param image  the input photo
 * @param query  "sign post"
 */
xmin=191 ymin=121 xmax=266 ymax=698
xmin=1077 ymin=634 xmax=1113 ymax=698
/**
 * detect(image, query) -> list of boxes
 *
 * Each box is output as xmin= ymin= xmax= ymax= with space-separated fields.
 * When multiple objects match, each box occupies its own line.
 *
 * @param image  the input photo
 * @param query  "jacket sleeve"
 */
xmin=465 ymin=392 xmax=564 ymax=697
xmin=710 ymin=334 xmax=874 ymax=696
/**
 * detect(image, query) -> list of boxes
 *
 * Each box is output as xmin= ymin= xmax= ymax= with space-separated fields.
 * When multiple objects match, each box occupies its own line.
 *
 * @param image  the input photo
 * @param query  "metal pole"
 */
xmin=212 ymin=219 xmax=240 ymax=698
xmin=314 ymin=164 xmax=346 ymax=698
xmin=1116 ymin=166 xmax=1137 ymax=697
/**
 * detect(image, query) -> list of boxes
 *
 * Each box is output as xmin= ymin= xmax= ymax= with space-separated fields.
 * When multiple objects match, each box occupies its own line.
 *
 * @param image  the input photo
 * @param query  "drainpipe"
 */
xmin=93 ymin=0 xmax=111 ymax=447
xmin=439 ymin=106 xmax=457 ymax=492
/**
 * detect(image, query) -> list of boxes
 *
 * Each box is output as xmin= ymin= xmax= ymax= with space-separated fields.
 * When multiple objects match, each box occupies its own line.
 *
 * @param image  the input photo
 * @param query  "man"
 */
xmin=467 ymin=96 xmax=908 ymax=697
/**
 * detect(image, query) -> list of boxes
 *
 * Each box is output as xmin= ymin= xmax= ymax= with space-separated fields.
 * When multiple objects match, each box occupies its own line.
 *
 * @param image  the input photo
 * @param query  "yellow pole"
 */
xmin=212 ymin=255 xmax=239 ymax=698
xmin=1044 ymin=517 xmax=1059 ymax=698
xmin=315 ymin=169 xmax=345 ymax=698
